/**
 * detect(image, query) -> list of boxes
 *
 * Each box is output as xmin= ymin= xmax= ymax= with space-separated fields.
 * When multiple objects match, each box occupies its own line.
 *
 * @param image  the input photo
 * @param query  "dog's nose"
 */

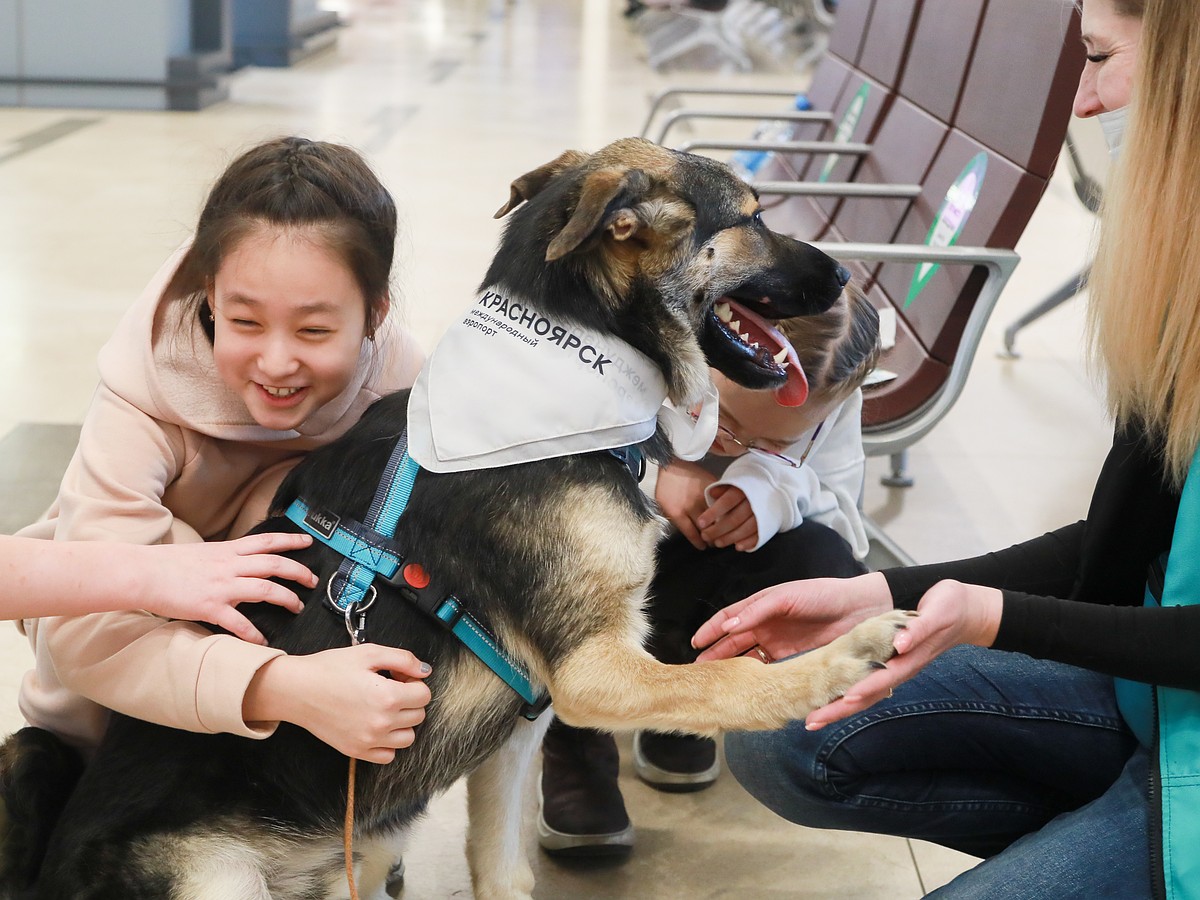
xmin=835 ymin=265 xmax=852 ymax=287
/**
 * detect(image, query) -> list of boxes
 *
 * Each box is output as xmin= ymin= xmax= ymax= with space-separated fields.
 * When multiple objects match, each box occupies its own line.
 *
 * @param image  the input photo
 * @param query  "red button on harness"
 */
xmin=402 ymin=563 xmax=431 ymax=589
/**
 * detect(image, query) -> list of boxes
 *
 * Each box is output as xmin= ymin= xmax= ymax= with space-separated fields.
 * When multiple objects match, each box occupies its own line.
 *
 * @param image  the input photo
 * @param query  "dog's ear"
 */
xmin=494 ymin=150 xmax=590 ymax=218
xmin=545 ymin=167 xmax=649 ymax=262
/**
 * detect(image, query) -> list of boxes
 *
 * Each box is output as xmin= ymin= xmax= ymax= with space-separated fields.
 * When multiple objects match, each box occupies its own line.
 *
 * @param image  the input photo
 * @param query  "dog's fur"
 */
xmin=2 ymin=138 xmax=912 ymax=900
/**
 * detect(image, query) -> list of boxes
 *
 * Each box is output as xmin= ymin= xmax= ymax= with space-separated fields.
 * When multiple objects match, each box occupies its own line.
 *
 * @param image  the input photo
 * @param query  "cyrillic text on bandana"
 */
xmin=408 ymin=289 xmax=696 ymax=473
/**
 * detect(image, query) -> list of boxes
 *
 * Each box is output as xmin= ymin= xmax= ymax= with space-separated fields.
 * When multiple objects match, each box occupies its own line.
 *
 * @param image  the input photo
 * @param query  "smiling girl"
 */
xmin=16 ymin=137 xmax=431 ymax=764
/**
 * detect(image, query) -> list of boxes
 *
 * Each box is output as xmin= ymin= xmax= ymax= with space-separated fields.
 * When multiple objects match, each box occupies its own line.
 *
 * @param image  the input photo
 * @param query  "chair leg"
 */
xmin=880 ymin=449 xmax=914 ymax=488
xmin=999 ymin=264 xmax=1091 ymax=359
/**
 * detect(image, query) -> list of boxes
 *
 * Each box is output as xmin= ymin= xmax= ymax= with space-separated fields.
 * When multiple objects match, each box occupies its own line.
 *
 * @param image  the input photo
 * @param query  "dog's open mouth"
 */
xmin=709 ymin=298 xmax=809 ymax=406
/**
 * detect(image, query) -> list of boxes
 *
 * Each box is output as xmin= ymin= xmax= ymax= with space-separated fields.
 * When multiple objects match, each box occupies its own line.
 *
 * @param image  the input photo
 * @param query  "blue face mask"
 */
xmin=1098 ymin=106 xmax=1130 ymax=159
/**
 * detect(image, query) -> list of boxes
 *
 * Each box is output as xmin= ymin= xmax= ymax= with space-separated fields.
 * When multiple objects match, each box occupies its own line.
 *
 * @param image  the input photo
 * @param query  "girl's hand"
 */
xmin=696 ymin=484 xmax=758 ymax=550
xmin=655 ymin=460 xmax=718 ymax=550
xmin=245 ymin=644 xmax=433 ymax=763
xmin=691 ymin=572 xmax=893 ymax=661
xmin=135 ymin=533 xmax=318 ymax=644
xmin=803 ymin=580 xmax=1003 ymax=731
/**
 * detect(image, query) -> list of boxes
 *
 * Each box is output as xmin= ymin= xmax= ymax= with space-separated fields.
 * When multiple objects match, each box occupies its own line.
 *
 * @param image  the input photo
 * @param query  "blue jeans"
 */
xmin=724 ymin=645 xmax=1152 ymax=898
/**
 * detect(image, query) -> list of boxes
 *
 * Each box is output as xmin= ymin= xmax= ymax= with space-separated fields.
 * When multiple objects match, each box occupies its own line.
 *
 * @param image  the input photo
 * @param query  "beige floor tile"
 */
xmin=910 ymin=840 xmax=982 ymax=895
xmin=403 ymin=735 xmax=930 ymax=900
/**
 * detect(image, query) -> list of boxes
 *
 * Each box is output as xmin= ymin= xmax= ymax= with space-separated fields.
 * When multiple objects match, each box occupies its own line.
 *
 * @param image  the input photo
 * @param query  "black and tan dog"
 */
xmin=2 ymin=138 xmax=912 ymax=899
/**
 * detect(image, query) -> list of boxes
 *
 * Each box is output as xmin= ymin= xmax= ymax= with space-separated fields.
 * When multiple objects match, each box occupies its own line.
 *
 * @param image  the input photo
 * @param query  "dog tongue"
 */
xmin=722 ymin=299 xmax=809 ymax=407
xmin=775 ymin=360 xmax=809 ymax=407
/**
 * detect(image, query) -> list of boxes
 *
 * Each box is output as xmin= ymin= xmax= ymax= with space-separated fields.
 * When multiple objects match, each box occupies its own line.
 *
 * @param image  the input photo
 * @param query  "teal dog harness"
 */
xmin=285 ymin=428 xmax=643 ymax=721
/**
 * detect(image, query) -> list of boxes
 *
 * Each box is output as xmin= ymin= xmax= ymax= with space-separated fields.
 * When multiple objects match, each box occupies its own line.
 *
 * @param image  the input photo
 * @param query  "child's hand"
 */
xmin=135 ymin=533 xmax=318 ymax=645
xmin=245 ymin=644 xmax=433 ymax=763
xmin=655 ymin=460 xmax=717 ymax=549
xmin=697 ymin=484 xmax=758 ymax=551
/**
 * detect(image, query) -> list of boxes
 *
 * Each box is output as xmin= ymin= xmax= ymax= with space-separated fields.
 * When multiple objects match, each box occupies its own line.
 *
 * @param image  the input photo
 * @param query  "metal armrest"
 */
xmin=1063 ymin=132 xmax=1104 ymax=214
xmin=677 ymin=138 xmax=871 ymax=156
xmin=650 ymin=109 xmax=832 ymax=144
xmin=641 ymin=87 xmax=803 ymax=137
xmin=808 ymin=242 xmax=1021 ymax=458
xmin=754 ymin=181 xmax=921 ymax=199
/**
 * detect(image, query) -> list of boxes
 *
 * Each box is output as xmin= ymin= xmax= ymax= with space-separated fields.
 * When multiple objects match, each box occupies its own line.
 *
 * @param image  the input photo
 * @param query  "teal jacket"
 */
xmin=1116 ymin=444 xmax=1200 ymax=900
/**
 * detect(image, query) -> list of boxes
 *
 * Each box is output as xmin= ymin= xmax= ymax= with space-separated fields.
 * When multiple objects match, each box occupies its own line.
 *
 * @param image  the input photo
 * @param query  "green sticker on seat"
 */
xmin=818 ymin=83 xmax=869 ymax=183
xmin=905 ymin=152 xmax=988 ymax=308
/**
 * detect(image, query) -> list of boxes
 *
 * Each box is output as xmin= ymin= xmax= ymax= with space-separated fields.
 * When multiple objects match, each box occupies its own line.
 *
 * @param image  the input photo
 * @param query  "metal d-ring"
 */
xmin=325 ymin=576 xmax=378 ymax=613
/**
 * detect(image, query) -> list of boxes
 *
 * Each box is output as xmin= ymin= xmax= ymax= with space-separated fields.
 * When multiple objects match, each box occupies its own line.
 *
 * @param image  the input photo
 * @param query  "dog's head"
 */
xmin=487 ymin=137 xmax=850 ymax=407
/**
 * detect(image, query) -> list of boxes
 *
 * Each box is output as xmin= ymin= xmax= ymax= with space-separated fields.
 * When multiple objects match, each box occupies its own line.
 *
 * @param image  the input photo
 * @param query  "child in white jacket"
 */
xmin=538 ymin=287 xmax=880 ymax=856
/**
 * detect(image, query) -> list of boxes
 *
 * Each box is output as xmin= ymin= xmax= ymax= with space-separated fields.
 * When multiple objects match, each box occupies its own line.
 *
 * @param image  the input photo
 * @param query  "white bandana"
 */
xmin=659 ymin=385 xmax=720 ymax=460
xmin=407 ymin=288 xmax=718 ymax=473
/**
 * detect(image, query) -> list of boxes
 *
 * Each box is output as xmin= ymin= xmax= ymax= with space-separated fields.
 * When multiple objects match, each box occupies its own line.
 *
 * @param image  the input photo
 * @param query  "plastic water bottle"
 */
xmin=729 ymin=94 xmax=813 ymax=183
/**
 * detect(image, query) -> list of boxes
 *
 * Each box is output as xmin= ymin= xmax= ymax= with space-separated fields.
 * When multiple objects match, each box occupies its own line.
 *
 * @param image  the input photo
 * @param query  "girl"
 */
xmin=538 ymin=289 xmax=880 ymax=856
xmin=17 ymin=137 xmax=431 ymax=765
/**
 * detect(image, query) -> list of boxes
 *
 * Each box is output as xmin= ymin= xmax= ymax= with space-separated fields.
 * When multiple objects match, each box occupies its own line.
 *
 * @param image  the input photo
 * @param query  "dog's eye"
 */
xmin=751 ymin=211 xmax=764 ymax=227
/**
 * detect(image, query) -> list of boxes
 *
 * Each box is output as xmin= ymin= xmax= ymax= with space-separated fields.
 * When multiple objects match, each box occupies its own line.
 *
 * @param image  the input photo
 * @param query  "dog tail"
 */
xmin=0 ymin=727 xmax=85 ymax=895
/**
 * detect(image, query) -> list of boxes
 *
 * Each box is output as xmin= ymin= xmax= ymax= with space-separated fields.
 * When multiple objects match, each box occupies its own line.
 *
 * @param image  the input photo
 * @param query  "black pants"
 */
xmin=645 ymin=519 xmax=867 ymax=665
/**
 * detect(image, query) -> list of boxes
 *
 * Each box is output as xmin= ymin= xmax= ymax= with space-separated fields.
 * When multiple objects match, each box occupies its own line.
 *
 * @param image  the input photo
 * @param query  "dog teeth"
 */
xmin=716 ymin=302 xmax=733 ymax=322
xmin=729 ymin=319 xmax=741 ymax=332
xmin=780 ymin=360 xmax=789 ymax=369
xmin=773 ymin=347 xmax=788 ymax=364
xmin=751 ymin=341 xmax=760 ymax=349
xmin=740 ymin=333 xmax=750 ymax=342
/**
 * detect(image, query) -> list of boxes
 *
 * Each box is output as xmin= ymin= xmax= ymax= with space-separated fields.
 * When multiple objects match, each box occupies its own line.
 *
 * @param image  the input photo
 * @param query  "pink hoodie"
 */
xmin=17 ymin=246 xmax=425 ymax=751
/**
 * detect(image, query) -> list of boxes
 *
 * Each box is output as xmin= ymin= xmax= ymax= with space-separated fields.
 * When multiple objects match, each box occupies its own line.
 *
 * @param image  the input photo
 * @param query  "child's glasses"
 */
xmin=690 ymin=412 xmax=825 ymax=469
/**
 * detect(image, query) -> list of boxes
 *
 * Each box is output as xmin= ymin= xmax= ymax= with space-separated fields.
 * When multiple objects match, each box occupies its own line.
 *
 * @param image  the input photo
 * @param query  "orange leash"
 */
xmin=344 ymin=757 xmax=359 ymax=900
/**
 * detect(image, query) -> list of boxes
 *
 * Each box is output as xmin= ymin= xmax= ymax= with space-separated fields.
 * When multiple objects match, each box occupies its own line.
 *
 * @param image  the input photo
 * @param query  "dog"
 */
xmin=2 ymin=137 xmax=912 ymax=899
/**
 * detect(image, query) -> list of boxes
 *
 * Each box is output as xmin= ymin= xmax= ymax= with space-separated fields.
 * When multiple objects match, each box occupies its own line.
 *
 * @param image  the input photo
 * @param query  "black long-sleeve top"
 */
xmin=880 ymin=423 xmax=1200 ymax=690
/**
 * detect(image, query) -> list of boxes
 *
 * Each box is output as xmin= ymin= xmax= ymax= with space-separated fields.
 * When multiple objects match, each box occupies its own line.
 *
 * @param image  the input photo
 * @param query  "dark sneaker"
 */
xmin=633 ymin=730 xmax=719 ymax=792
xmin=537 ymin=719 xmax=634 ymax=857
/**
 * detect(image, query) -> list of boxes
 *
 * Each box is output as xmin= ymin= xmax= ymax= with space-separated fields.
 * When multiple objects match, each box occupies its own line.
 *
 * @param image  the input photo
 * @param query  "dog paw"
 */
xmin=473 ymin=885 xmax=533 ymax=900
xmin=815 ymin=609 xmax=916 ymax=696
xmin=472 ymin=863 xmax=535 ymax=900
xmin=843 ymin=609 xmax=917 ymax=666
xmin=506 ymin=861 xmax=535 ymax=897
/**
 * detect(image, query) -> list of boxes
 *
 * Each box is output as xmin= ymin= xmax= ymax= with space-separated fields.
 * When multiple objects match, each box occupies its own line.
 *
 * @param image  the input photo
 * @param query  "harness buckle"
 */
xmin=382 ymin=560 xmax=452 ymax=620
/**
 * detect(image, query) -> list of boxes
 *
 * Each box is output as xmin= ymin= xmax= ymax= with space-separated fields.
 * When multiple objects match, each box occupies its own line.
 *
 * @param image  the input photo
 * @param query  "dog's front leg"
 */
xmin=465 ymin=714 xmax=552 ymax=900
xmin=548 ymin=609 xmax=916 ymax=735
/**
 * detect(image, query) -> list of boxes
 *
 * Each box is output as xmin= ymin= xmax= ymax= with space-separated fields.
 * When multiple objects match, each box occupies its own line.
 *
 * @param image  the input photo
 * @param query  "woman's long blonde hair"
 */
xmin=1087 ymin=0 xmax=1200 ymax=488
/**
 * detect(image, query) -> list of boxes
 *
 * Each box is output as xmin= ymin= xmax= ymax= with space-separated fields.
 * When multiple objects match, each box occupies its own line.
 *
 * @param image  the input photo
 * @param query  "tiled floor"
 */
xmin=0 ymin=1 xmax=1110 ymax=896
